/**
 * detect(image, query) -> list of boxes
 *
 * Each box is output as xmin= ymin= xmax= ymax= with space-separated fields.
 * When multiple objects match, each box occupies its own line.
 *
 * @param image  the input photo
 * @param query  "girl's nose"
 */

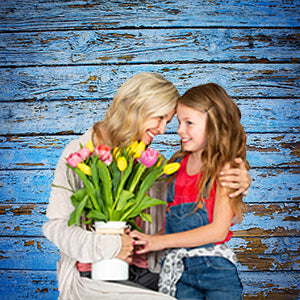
xmin=177 ymin=123 xmax=183 ymax=135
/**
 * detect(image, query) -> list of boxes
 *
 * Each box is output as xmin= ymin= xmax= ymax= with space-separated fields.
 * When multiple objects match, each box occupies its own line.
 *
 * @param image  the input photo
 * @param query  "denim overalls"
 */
xmin=162 ymin=173 xmax=243 ymax=300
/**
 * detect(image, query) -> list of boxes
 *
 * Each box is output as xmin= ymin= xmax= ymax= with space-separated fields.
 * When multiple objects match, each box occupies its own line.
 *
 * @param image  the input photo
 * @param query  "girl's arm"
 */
xmin=219 ymin=158 xmax=251 ymax=198
xmin=131 ymin=182 xmax=234 ymax=254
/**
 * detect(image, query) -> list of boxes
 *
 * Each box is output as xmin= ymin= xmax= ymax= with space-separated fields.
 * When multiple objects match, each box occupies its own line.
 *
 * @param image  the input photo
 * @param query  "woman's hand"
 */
xmin=219 ymin=158 xmax=251 ymax=198
xmin=115 ymin=233 xmax=135 ymax=263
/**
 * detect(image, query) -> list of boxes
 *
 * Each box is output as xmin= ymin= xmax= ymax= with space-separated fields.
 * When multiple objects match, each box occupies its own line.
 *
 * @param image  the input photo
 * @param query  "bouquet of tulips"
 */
xmin=64 ymin=140 xmax=180 ymax=230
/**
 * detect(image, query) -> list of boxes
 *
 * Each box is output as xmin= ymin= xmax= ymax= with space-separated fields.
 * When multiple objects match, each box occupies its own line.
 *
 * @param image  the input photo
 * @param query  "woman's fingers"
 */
xmin=116 ymin=233 xmax=134 ymax=263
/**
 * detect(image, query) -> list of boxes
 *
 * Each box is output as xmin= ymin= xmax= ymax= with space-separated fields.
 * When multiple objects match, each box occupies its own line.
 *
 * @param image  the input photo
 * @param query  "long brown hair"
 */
xmin=171 ymin=83 xmax=249 ymax=222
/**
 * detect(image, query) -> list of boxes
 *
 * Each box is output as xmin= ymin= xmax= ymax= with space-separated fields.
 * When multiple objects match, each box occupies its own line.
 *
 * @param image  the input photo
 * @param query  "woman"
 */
xmin=43 ymin=73 xmax=250 ymax=299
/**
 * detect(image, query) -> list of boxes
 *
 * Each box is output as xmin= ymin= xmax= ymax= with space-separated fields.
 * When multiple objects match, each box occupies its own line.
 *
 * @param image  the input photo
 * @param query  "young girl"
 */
xmin=131 ymin=83 xmax=250 ymax=299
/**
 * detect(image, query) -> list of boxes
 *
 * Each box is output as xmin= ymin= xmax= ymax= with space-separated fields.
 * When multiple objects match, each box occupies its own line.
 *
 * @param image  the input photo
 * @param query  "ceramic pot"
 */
xmin=91 ymin=221 xmax=129 ymax=281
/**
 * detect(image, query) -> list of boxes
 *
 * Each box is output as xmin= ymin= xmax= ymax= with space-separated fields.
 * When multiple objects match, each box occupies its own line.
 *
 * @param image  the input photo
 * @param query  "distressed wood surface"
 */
xmin=1 ymin=0 xmax=299 ymax=31
xmin=1 ymin=168 xmax=298 ymax=205
xmin=0 ymin=270 xmax=298 ymax=300
xmin=1 ymin=133 xmax=299 ymax=169
xmin=1 ymin=64 xmax=299 ymax=101
xmin=1 ymin=0 xmax=299 ymax=299
xmin=1 ymin=28 xmax=299 ymax=66
xmin=1 ymin=237 xmax=299 ymax=272
xmin=1 ymin=98 xmax=300 ymax=135
xmin=0 ymin=203 xmax=298 ymax=237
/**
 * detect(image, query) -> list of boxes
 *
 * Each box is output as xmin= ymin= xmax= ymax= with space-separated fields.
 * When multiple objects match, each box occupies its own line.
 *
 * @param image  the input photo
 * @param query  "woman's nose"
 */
xmin=157 ymin=120 xmax=167 ymax=134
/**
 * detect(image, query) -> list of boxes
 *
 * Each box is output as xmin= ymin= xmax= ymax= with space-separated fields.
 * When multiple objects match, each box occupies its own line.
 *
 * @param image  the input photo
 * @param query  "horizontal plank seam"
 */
xmin=0 ymin=25 xmax=300 ymax=33
xmin=1 ymin=61 xmax=299 ymax=69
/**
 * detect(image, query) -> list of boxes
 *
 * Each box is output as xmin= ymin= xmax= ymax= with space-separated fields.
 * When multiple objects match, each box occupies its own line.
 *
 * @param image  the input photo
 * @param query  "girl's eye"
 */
xmin=187 ymin=121 xmax=192 ymax=125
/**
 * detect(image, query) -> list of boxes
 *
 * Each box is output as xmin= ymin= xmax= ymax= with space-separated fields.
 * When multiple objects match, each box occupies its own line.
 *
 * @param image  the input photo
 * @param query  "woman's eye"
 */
xmin=187 ymin=121 xmax=192 ymax=125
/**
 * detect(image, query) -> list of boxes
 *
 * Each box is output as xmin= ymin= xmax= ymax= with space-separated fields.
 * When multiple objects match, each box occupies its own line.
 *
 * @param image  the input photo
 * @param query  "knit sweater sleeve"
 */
xmin=42 ymin=130 xmax=121 ymax=263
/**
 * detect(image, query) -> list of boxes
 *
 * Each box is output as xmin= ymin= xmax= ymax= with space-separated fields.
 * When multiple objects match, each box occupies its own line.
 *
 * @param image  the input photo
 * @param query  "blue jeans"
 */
xmin=175 ymin=256 xmax=243 ymax=300
xmin=164 ymin=202 xmax=242 ymax=299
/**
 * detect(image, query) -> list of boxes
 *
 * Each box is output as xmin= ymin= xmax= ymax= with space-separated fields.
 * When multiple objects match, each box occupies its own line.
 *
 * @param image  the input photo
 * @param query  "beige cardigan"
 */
xmin=43 ymin=128 xmax=175 ymax=300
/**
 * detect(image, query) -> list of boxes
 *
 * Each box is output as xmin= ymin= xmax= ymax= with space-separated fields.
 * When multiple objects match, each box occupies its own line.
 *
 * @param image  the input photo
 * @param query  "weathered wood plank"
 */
xmin=1 ymin=133 xmax=299 ymax=170
xmin=232 ymin=203 xmax=300 ymax=237
xmin=0 ymin=270 xmax=298 ymax=299
xmin=1 ymin=236 xmax=298 ymax=272
xmin=0 ymin=270 xmax=59 ymax=300
xmin=0 ymin=170 xmax=53 ymax=204
xmin=1 ymin=98 xmax=299 ymax=135
xmin=0 ymin=203 xmax=298 ymax=237
xmin=249 ymin=169 xmax=300 ymax=204
xmin=1 ymin=0 xmax=299 ymax=32
xmin=241 ymin=271 xmax=300 ymax=299
xmin=1 ymin=168 xmax=299 ymax=205
xmin=1 ymin=64 xmax=299 ymax=101
xmin=1 ymin=28 xmax=299 ymax=66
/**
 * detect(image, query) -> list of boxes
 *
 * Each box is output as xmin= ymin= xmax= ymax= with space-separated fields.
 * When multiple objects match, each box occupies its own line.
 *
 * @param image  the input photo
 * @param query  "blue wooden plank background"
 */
xmin=0 ymin=0 xmax=299 ymax=299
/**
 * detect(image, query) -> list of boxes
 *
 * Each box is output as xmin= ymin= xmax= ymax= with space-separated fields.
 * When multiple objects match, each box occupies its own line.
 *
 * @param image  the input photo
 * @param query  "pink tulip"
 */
xmin=138 ymin=148 xmax=159 ymax=168
xmin=66 ymin=152 xmax=83 ymax=168
xmin=94 ymin=144 xmax=113 ymax=165
xmin=78 ymin=147 xmax=91 ymax=160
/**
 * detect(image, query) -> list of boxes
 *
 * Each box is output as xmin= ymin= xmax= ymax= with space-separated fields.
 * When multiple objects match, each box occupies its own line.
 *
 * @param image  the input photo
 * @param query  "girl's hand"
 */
xmin=129 ymin=230 xmax=160 ymax=255
xmin=219 ymin=158 xmax=251 ymax=198
xmin=115 ymin=233 xmax=135 ymax=263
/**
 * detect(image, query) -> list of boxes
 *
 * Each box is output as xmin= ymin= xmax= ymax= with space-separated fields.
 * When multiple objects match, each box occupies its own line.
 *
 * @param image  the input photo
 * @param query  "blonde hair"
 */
xmin=171 ymin=83 xmax=249 ymax=222
xmin=93 ymin=72 xmax=179 ymax=148
xmin=93 ymin=73 xmax=179 ymax=147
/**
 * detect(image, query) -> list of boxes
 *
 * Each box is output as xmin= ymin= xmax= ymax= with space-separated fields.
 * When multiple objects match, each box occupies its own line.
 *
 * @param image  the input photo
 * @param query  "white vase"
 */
xmin=92 ymin=221 xmax=129 ymax=281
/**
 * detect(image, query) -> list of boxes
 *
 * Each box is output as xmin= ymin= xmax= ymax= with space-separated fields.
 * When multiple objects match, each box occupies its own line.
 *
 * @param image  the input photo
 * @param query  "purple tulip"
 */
xmin=138 ymin=148 xmax=159 ymax=168
xmin=66 ymin=152 xmax=83 ymax=168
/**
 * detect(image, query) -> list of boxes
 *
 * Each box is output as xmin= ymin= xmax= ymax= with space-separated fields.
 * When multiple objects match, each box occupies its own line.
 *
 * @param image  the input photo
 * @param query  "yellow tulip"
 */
xmin=163 ymin=162 xmax=180 ymax=175
xmin=117 ymin=156 xmax=128 ymax=171
xmin=156 ymin=155 xmax=163 ymax=167
xmin=113 ymin=146 xmax=121 ymax=159
xmin=78 ymin=163 xmax=92 ymax=175
xmin=127 ymin=141 xmax=138 ymax=155
xmin=86 ymin=140 xmax=94 ymax=153
xmin=134 ymin=141 xmax=146 ymax=159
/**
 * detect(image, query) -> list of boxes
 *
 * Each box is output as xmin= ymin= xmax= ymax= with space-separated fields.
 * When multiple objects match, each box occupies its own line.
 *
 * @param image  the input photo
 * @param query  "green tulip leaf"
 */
xmin=87 ymin=209 xmax=108 ymax=222
xmin=116 ymin=189 xmax=135 ymax=211
xmin=139 ymin=212 xmax=153 ymax=224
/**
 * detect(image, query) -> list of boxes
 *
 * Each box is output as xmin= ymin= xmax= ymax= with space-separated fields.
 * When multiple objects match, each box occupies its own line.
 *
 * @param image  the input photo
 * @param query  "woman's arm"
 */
xmin=43 ymin=136 xmax=133 ymax=263
xmin=131 ymin=182 xmax=234 ymax=254
xmin=219 ymin=158 xmax=251 ymax=198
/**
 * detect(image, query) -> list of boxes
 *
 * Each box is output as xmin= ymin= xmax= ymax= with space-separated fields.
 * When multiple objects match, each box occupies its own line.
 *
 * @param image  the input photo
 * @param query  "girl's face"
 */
xmin=177 ymin=103 xmax=208 ymax=155
xmin=140 ymin=109 xmax=175 ymax=145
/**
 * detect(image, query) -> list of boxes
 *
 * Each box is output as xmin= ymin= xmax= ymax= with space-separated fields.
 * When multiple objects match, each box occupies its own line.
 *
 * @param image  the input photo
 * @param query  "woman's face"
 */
xmin=140 ymin=109 xmax=175 ymax=145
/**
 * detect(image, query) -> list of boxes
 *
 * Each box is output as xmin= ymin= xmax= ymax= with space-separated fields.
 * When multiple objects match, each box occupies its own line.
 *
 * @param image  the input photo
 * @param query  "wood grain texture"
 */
xmin=1 ymin=0 xmax=299 ymax=298
xmin=1 ymin=133 xmax=299 ymax=169
xmin=1 ymin=236 xmax=299 ymax=272
xmin=0 ymin=270 xmax=298 ymax=300
xmin=1 ymin=64 xmax=299 ymax=101
xmin=1 ymin=98 xmax=299 ymax=135
xmin=1 ymin=168 xmax=298 ymax=204
xmin=1 ymin=28 xmax=299 ymax=66
xmin=1 ymin=0 xmax=299 ymax=31
xmin=0 ymin=203 xmax=298 ymax=237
